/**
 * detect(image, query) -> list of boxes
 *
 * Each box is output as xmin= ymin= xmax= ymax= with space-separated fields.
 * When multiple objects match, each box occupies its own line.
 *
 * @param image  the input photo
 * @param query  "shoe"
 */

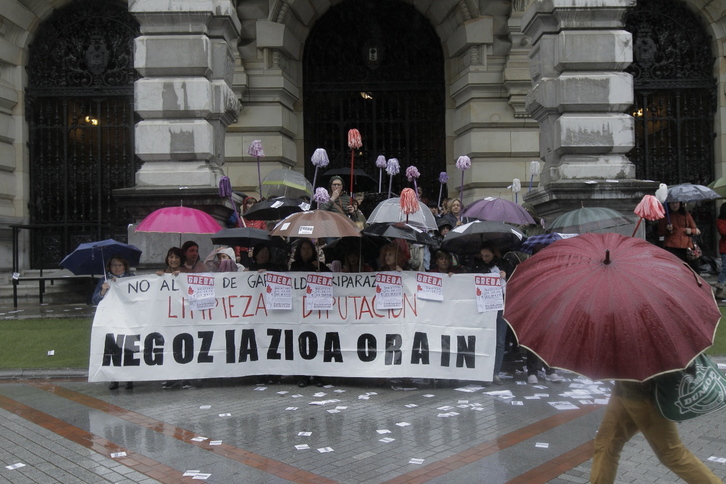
xmin=124 ymin=382 xmax=134 ymax=390
xmin=527 ymin=374 xmax=538 ymax=384
xmin=108 ymin=381 xmax=119 ymax=390
xmin=182 ymin=380 xmax=194 ymax=389
xmin=161 ymin=381 xmax=176 ymax=389
xmin=546 ymin=373 xmax=564 ymax=383
xmin=298 ymin=379 xmax=309 ymax=388
xmin=492 ymin=375 xmax=504 ymax=385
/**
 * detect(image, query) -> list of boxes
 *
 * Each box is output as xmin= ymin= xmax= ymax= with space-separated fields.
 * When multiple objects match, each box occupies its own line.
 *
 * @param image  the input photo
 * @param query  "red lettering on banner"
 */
xmin=475 ymin=275 xmax=500 ymax=286
xmin=266 ymin=274 xmax=292 ymax=286
xmin=307 ymin=274 xmax=333 ymax=286
xmin=416 ymin=273 xmax=442 ymax=287
xmin=376 ymin=273 xmax=402 ymax=285
xmin=187 ymin=275 xmax=214 ymax=285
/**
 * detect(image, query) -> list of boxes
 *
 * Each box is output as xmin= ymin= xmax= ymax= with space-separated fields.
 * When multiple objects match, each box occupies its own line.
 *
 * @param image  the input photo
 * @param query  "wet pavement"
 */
xmin=0 ymin=301 xmax=724 ymax=483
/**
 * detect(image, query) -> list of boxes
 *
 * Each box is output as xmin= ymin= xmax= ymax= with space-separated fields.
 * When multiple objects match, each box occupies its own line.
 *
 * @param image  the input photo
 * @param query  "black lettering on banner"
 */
xmin=159 ymin=279 xmax=179 ymax=292
xmin=127 ymin=279 xmax=150 ymax=294
xmin=441 ymin=335 xmax=451 ymax=367
xmin=323 ymin=332 xmax=343 ymax=363
xmin=173 ymin=333 xmax=194 ymax=364
xmin=456 ymin=335 xmax=476 ymax=368
xmin=222 ymin=277 xmax=237 ymax=288
xmin=267 ymin=329 xmax=282 ymax=360
xmin=385 ymin=334 xmax=402 ymax=365
xmin=284 ymin=329 xmax=294 ymax=360
xmin=123 ymin=334 xmax=141 ymax=366
xmin=298 ymin=331 xmax=318 ymax=360
xmin=225 ymin=330 xmax=235 ymax=363
xmin=144 ymin=333 xmax=164 ymax=366
xmin=357 ymin=334 xmax=377 ymax=362
xmin=410 ymin=332 xmax=429 ymax=365
xmin=239 ymin=329 xmax=259 ymax=362
xmin=197 ymin=331 xmax=214 ymax=363
xmin=102 ymin=333 xmax=123 ymax=366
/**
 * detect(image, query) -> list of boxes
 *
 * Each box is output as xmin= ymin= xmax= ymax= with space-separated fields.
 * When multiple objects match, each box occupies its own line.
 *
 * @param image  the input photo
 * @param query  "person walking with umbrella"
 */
xmin=657 ymin=202 xmax=701 ymax=272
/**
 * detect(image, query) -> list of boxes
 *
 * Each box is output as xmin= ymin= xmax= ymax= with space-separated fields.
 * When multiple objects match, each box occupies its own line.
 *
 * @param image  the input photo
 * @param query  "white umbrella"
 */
xmin=366 ymin=197 xmax=437 ymax=231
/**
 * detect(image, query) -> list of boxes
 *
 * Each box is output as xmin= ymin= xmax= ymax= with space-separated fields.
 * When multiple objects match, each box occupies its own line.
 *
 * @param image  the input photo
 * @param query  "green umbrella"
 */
xmin=708 ymin=176 xmax=726 ymax=198
xmin=549 ymin=207 xmax=632 ymax=234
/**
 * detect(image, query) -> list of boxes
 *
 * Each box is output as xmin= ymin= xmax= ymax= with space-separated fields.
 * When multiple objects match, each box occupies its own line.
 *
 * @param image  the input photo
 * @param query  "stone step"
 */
xmin=0 ymin=271 xmax=97 ymax=305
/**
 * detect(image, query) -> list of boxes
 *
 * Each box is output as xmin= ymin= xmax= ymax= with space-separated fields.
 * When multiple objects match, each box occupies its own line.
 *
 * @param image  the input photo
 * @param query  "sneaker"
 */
xmin=492 ymin=375 xmax=504 ymax=385
xmin=527 ymin=374 xmax=538 ymax=384
xmin=546 ymin=372 xmax=564 ymax=383
xmin=181 ymin=380 xmax=194 ymax=389
xmin=161 ymin=381 xmax=177 ymax=389
xmin=108 ymin=381 xmax=119 ymax=390
xmin=124 ymin=382 xmax=134 ymax=390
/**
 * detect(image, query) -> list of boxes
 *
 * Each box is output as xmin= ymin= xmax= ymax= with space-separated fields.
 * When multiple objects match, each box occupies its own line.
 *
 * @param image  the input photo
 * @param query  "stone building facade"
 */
xmin=0 ymin=0 xmax=725 ymax=269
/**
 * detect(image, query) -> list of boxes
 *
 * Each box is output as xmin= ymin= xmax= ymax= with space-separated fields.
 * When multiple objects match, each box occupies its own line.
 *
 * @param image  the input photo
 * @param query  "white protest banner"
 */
xmin=415 ymin=272 xmax=444 ymax=301
xmin=306 ymin=273 xmax=334 ymax=310
xmin=89 ymin=272 xmax=496 ymax=382
xmin=374 ymin=272 xmax=403 ymax=310
xmin=475 ymin=274 xmax=504 ymax=312
xmin=265 ymin=272 xmax=292 ymax=310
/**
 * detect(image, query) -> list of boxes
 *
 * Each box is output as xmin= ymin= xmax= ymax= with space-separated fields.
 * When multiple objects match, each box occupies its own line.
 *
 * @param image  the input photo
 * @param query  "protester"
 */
xmin=204 ymin=246 xmax=243 ymax=272
xmin=156 ymin=247 xmax=185 ymax=276
xmin=716 ymin=203 xmax=726 ymax=299
xmin=246 ymin=242 xmax=284 ymax=272
xmin=657 ymin=201 xmax=700 ymax=272
xmin=289 ymin=239 xmax=329 ymax=272
xmin=378 ymin=242 xmax=409 ymax=271
xmin=320 ymin=176 xmax=354 ymax=217
xmin=590 ymin=380 xmax=723 ymax=483
xmin=341 ymin=247 xmax=373 ymax=272
xmin=92 ymin=255 xmax=134 ymax=390
xmin=234 ymin=197 xmax=268 ymax=266
xmin=441 ymin=199 xmax=469 ymax=228
xmin=181 ymin=240 xmax=208 ymax=273
xmin=467 ymin=243 xmax=510 ymax=385
xmin=429 ymin=250 xmax=458 ymax=276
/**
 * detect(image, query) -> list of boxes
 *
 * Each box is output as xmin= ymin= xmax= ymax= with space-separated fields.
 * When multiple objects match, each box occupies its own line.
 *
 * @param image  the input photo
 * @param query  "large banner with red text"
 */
xmin=88 ymin=272 xmax=501 ymax=382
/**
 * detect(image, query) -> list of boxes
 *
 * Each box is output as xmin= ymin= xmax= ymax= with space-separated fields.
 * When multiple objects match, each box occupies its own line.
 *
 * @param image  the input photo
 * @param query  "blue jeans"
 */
xmin=493 ymin=310 xmax=507 ymax=377
xmin=719 ymin=254 xmax=726 ymax=284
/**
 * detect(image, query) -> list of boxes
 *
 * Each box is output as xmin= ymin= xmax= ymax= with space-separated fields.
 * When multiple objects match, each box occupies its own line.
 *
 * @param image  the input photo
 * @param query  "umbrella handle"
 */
xmin=631 ymin=218 xmax=643 ymax=237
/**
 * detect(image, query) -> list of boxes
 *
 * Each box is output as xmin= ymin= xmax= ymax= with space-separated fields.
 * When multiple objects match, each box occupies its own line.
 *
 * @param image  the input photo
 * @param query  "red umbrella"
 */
xmin=504 ymin=233 xmax=720 ymax=382
xmin=136 ymin=207 xmax=222 ymax=235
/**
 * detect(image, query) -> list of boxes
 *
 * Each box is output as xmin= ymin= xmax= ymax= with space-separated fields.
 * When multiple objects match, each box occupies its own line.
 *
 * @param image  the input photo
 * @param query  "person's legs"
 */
xmin=492 ymin=311 xmax=507 ymax=383
xmin=624 ymin=397 xmax=722 ymax=484
xmin=719 ymin=253 xmax=726 ymax=284
xmin=590 ymin=395 xmax=639 ymax=484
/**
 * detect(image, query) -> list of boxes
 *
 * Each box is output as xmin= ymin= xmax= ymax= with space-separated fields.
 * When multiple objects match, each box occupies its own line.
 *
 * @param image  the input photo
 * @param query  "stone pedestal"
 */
xmin=522 ymin=0 xmax=654 ymax=231
xmin=115 ymin=0 xmax=242 ymax=265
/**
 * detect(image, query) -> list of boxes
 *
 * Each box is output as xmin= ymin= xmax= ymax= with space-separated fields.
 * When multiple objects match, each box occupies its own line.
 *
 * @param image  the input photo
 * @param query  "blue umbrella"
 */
xmin=519 ymin=232 xmax=579 ymax=254
xmin=60 ymin=239 xmax=142 ymax=277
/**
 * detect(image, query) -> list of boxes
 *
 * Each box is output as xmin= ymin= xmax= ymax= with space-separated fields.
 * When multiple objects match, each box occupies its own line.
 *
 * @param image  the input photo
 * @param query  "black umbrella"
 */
xmin=362 ymin=222 xmax=438 ymax=246
xmin=319 ymin=168 xmax=378 ymax=192
xmin=243 ymin=197 xmax=311 ymax=221
xmin=440 ymin=220 xmax=525 ymax=254
xmin=322 ymin=236 xmax=385 ymax=265
xmin=211 ymin=227 xmax=285 ymax=248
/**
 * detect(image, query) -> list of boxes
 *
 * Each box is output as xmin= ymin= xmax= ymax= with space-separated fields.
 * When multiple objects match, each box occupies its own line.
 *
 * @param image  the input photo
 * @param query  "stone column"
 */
xmin=522 ymin=0 xmax=658 ymax=230
xmin=115 ymin=0 xmax=242 ymax=264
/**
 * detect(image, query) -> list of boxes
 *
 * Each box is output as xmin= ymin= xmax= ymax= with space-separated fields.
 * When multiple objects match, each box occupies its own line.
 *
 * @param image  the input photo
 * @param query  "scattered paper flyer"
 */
xmin=455 ymin=385 xmax=484 ymax=393
xmin=295 ymin=444 xmax=310 ymax=450
xmin=485 ymin=390 xmax=514 ymax=398
xmin=191 ymin=437 xmax=208 ymax=442
xmin=327 ymin=409 xmax=340 ymax=414
xmin=209 ymin=441 xmax=222 ymax=446
xmin=333 ymin=389 xmax=346 ymax=393
xmin=313 ymin=392 xmax=326 ymax=397
xmin=254 ymin=387 xmax=267 ymax=391
xmin=511 ymin=401 xmax=523 ymax=406
xmin=277 ymin=391 xmax=289 ymax=395
xmin=335 ymin=406 xmax=348 ymax=410
xmin=379 ymin=437 xmax=395 ymax=443
xmin=396 ymin=422 xmax=411 ymax=427
xmin=285 ymin=407 xmax=298 ymax=411
xmin=535 ymin=442 xmax=549 ymax=448
xmin=47 ymin=350 xmax=55 ymax=356
xmin=317 ymin=447 xmax=334 ymax=453
xmin=437 ymin=406 xmax=454 ymax=411
xmin=422 ymin=394 xmax=435 ymax=398
xmin=110 ymin=452 xmax=127 ymax=458
xmin=218 ymin=413 xmax=231 ymax=417
xmin=298 ymin=432 xmax=312 ymax=437
xmin=183 ymin=470 xmax=201 ymax=476
xmin=708 ymin=456 xmax=726 ymax=463
xmin=549 ymin=401 xmax=580 ymax=410
xmin=377 ymin=429 xmax=391 ymax=434
xmin=404 ymin=404 xmax=418 ymax=408
xmin=409 ymin=458 xmax=424 ymax=465
xmin=192 ymin=474 xmax=211 ymax=480
xmin=199 ymin=405 xmax=211 ymax=409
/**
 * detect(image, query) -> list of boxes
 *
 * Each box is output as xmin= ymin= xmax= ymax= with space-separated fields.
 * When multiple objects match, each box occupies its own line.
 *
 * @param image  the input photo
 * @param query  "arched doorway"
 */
xmin=624 ymin=0 xmax=717 ymax=248
xmin=303 ymin=0 xmax=445 ymax=204
xmin=25 ymin=0 xmax=140 ymax=268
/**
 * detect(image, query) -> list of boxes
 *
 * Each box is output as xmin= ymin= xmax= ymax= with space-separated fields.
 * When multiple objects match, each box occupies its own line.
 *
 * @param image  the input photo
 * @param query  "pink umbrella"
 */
xmin=136 ymin=207 xmax=223 ymax=242
xmin=631 ymin=194 xmax=665 ymax=236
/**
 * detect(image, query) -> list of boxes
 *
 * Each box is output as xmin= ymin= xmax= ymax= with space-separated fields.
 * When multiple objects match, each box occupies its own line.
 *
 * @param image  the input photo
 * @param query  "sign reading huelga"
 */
xmin=88 ymin=273 xmax=497 ymax=382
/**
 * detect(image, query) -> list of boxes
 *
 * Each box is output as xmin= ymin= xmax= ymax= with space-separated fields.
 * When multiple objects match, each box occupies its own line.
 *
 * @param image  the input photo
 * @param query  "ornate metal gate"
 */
xmin=25 ymin=0 xmax=140 ymax=268
xmin=624 ymin=0 xmax=717 ymax=250
xmin=303 ymin=0 xmax=445 ymax=200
